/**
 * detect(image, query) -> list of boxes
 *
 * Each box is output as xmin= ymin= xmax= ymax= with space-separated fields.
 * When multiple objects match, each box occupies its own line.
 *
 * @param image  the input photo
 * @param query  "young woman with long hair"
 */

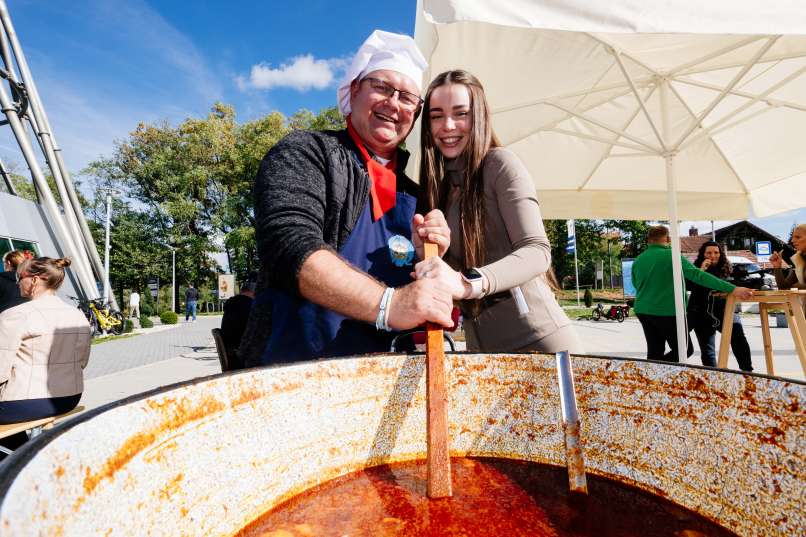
xmin=414 ymin=70 xmax=581 ymax=353
xmin=687 ymin=241 xmax=753 ymax=371
xmin=0 ymin=256 xmax=91 ymax=454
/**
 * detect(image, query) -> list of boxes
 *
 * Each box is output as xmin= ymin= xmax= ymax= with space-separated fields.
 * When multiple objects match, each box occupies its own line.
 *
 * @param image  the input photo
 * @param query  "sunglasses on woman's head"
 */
xmin=15 ymin=273 xmax=35 ymax=283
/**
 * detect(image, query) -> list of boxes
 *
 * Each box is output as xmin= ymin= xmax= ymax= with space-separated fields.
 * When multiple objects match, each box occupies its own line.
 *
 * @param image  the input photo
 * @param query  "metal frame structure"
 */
xmin=0 ymin=1 xmax=115 ymax=308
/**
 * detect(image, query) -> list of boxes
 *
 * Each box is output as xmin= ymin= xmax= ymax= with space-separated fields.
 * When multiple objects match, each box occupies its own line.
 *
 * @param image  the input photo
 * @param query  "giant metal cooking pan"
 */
xmin=0 ymin=354 xmax=802 ymax=536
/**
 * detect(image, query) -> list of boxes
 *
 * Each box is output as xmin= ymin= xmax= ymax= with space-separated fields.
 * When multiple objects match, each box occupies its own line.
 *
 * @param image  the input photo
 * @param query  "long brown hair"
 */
xmin=694 ymin=241 xmax=731 ymax=278
xmin=419 ymin=70 xmax=500 ymax=274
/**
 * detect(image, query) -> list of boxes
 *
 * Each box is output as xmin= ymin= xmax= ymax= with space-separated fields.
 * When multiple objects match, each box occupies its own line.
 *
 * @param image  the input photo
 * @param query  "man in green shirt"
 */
xmin=633 ymin=226 xmax=753 ymax=362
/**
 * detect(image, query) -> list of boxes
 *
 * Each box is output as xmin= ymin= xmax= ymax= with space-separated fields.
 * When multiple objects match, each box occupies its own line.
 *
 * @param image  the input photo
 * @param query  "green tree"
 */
xmin=288 ymin=106 xmax=344 ymax=131
xmin=545 ymin=219 xmax=604 ymax=287
xmin=9 ymin=171 xmax=77 ymax=206
xmin=546 ymin=219 xmax=650 ymax=288
xmin=605 ymin=220 xmax=650 ymax=258
xmin=82 ymin=103 xmax=342 ymax=300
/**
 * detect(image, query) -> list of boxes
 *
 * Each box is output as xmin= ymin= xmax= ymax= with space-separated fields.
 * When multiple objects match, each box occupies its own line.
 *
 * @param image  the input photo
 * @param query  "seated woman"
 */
xmin=0 ymin=257 xmax=91 ymax=453
xmin=415 ymin=69 xmax=582 ymax=353
xmin=687 ymin=241 xmax=753 ymax=371
xmin=0 ymin=250 xmax=31 ymax=315
xmin=770 ymin=223 xmax=806 ymax=312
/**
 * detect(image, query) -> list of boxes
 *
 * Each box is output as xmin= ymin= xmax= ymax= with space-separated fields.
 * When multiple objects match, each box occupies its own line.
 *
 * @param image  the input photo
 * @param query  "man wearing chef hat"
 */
xmin=240 ymin=30 xmax=457 ymax=366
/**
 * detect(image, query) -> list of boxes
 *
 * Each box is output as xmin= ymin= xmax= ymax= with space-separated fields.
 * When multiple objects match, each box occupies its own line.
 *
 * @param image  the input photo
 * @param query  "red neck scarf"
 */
xmin=346 ymin=117 xmax=397 ymax=221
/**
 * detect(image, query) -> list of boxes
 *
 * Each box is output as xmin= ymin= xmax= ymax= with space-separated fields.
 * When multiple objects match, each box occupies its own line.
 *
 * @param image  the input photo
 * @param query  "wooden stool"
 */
xmin=718 ymin=290 xmax=806 ymax=376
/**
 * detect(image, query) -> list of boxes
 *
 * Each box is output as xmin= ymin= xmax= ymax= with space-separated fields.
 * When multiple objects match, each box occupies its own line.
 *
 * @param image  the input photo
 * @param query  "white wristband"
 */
xmin=375 ymin=287 xmax=395 ymax=331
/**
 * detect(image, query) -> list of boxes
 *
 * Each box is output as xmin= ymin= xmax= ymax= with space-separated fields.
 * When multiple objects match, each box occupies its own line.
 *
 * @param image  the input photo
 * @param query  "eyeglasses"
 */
xmin=362 ymin=77 xmax=423 ymax=110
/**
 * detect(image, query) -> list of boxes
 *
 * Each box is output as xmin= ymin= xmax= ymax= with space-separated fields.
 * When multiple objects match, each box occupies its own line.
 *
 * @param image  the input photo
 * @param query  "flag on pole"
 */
xmin=566 ymin=219 xmax=576 ymax=254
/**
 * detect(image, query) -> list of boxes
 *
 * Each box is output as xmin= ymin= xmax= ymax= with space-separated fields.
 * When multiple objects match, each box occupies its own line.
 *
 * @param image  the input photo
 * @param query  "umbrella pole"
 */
xmin=666 ymin=155 xmax=689 ymax=364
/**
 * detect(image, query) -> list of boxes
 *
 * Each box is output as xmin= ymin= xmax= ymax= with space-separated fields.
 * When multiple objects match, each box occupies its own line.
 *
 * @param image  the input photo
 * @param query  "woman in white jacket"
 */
xmin=0 ymin=256 xmax=91 ymax=453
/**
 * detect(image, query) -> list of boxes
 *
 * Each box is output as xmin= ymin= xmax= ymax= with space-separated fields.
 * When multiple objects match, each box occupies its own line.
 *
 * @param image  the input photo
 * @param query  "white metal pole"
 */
xmin=103 ymin=192 xmax=111 ymax=304
xmin=667 ymin=157 xmax=689 ymax=364
xmin=0 ymin=1 xmax=115 ymax=307
xmin=0 ymin=80 xmax=97 ymax=298
xmin=0 ymin=7 xmax=93 ymax=285
xmin=171 ymin=249 xmax=176 ymax=313
xmin=660 ymin=79 xmax=689 ymax=364
xmin=608 ymin=237 xmax=614 ymax=288
xmin=574 ymin=241 xmax=581 ymax=307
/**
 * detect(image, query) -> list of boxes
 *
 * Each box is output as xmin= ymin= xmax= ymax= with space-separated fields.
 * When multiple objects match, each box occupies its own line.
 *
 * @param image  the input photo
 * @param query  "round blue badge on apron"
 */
xmin=388 ymin=235 xmax=415 ymax=267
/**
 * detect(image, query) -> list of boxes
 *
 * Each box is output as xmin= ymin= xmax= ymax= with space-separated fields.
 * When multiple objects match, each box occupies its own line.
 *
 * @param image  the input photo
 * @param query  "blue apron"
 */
xmin=257 ymin=189 xmax=417 ymax=365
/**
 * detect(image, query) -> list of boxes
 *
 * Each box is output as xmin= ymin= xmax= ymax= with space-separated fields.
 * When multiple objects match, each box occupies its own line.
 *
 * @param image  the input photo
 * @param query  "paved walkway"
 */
xmin=572 ymin=315 xmax=804 ymax=380
xmin=85 ymin=315 xmax=222 ymax=379
xmin=80 ymin=315 xmax=223 ymax=411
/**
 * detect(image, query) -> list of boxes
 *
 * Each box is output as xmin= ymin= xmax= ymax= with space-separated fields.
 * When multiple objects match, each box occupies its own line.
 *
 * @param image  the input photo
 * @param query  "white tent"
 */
xmin=411 ymin=0 xmax=806 ymax=362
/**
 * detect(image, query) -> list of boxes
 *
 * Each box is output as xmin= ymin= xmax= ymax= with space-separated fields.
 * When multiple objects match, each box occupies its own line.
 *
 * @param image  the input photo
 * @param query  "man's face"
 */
xmin=349 ymin=69 xmax=421 ymax=158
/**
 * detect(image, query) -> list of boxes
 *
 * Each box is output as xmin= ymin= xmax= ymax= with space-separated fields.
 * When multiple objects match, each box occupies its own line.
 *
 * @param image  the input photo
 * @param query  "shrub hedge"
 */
xmin=160 ymin=311 xmax=179 ymax=325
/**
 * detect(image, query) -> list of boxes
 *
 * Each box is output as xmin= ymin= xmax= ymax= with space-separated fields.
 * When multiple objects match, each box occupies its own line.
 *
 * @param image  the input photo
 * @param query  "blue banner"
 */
xmin=566 ymin=219 xmax=575 ymax=253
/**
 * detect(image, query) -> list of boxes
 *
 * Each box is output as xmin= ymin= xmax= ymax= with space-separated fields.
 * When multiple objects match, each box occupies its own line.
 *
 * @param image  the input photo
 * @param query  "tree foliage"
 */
xmin=82 ymin=103 xmax=344 ymax=301
xmin=545 ymin=219 xmax=649 ymax=288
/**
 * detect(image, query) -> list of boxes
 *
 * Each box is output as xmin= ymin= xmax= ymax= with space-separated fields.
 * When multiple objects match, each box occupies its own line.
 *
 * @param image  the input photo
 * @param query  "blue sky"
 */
xmin=1 ymin=0 xmax=803 ymax=242
xmin=1 ymin=0 xmax=415 ymax=173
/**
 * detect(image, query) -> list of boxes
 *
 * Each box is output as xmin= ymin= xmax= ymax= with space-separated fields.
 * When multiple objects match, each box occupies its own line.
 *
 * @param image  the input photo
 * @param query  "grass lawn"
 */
xmin=563 ymin=307 xmax=596 ymax=320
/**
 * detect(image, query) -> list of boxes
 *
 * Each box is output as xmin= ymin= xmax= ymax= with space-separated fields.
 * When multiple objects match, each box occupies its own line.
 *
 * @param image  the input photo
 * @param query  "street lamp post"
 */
xmin=103 ymin=191 xmax=111 ymax=304
xmin=99 ymin=188 xmax=121 ymax=305
xmin=169 ymin=246 xmax=176 ymax=313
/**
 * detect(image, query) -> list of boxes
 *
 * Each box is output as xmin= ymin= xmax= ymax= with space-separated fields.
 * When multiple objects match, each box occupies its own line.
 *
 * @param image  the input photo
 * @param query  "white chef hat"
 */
xmin=337 ymin=30 xmax=428 ymax=116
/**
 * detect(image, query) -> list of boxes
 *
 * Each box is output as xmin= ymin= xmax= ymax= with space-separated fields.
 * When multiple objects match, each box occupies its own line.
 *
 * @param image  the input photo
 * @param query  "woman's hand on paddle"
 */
xmin=412 ymin=256 xmax=467 ymax=299
xmin=412 ymin=210 xmax=450 ymax=259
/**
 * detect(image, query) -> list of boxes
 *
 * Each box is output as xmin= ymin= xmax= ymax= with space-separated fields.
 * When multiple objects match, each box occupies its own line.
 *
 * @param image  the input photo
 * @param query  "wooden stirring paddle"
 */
xmin=424 ymin=241 xmax=452 ymax=498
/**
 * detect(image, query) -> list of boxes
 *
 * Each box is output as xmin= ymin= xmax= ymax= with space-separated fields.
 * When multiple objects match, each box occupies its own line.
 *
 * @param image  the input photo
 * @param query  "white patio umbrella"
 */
xmin=410 ymin=0 xmax=806 ymax=363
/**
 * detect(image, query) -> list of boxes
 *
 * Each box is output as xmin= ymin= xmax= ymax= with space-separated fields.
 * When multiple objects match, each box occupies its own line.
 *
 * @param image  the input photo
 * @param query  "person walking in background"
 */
xmin=0 ymin=250 xmax=31 ymax=315
xmin=687 ymin=241 xmax=753 ymax=371
xmin=632 ymin=225 xmax=753 ymax=362
xmin=0 ymin=257 xmax=91 ymax=455
xmin=416 ymin=69 xmax=582 ymax=353
xmin=185 ymin=283 xmax=199 ymax=322
xmin=128 ymin=289 xmax=140 ymax=319
xmin=770 ymin=223 xmax=806 ymax=312
xmin=220 ymin=273 xmax=257 ymax=370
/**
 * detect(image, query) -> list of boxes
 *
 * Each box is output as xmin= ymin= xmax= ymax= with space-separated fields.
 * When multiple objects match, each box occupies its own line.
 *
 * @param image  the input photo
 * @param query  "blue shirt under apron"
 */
xmin=256 ymin=190 xmax=417 ymax=365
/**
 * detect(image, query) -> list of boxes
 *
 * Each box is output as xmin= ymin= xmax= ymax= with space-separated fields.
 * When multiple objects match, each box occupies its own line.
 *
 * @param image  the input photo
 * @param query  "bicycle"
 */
xmin=69 ymin=296 xmax=125 ymax=337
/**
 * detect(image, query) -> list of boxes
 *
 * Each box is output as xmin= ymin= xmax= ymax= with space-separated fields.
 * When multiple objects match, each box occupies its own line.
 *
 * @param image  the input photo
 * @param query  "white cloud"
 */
xmin=238 ymin=55 xmax=349 ymax=92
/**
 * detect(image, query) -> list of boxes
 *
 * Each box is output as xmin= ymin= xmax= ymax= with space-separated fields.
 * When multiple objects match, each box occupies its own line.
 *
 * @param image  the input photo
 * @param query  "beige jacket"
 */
xmin=0 ymin=294 xmax=91 ymax=401
xmin=444 ymin=148 xmax=571 ymax=351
